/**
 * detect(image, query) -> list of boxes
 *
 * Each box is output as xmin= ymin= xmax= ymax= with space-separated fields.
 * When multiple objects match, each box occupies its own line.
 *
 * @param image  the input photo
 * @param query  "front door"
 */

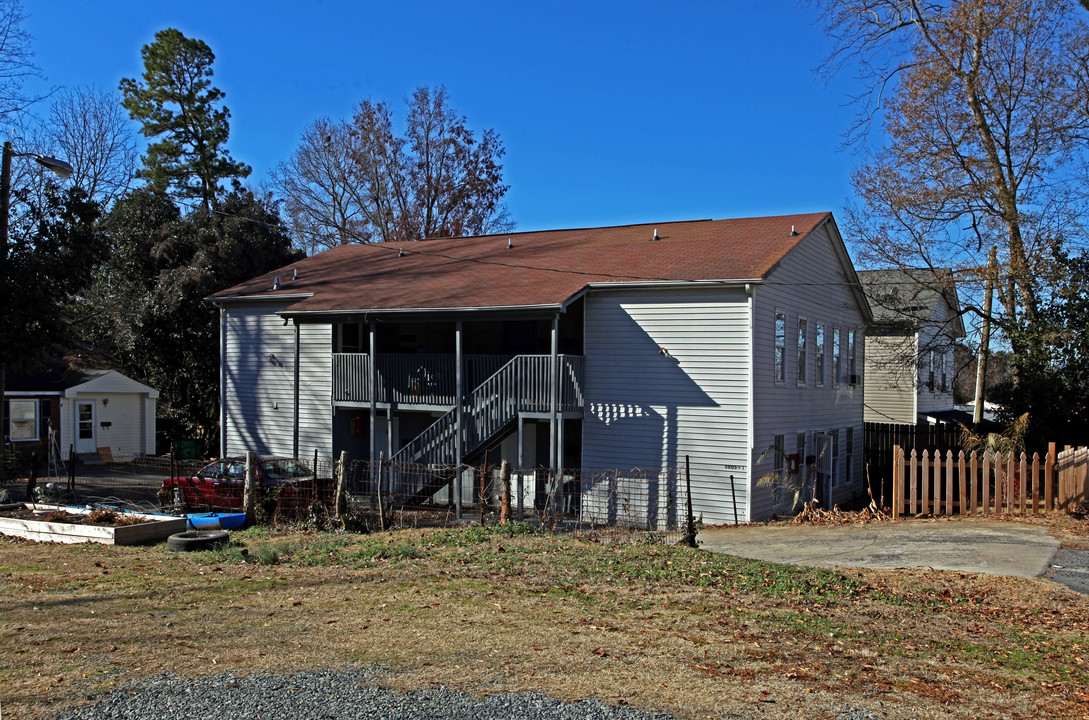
xmin=75 ymin=401 xmax=96 ymax=454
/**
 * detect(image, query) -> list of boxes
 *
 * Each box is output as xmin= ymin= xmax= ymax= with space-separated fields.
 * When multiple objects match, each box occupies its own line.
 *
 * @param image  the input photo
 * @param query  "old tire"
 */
xmin=167 ymin=530 xmax=229 ymax=552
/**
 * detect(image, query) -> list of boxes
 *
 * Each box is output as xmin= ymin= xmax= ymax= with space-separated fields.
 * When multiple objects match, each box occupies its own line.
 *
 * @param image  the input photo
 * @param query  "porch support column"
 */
xmin=369 ymin=321 xmax=377 ymax=507
xmin=218 ymin=306 xmax=227 ymax=457
xmin=292 ymin=319 xmax=300 ymax=459
xmin=517 ymin=413 xmax=524 ymax=520
xmin=550 ymin=314 xmax=559 ymax=471
xmin=455 ymin=320 xmax=464 ymax=519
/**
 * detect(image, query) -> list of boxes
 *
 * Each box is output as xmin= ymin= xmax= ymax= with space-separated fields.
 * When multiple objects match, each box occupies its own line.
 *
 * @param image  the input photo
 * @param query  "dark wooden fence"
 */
xmin=864 ymin=421 xmax=963 ymax=507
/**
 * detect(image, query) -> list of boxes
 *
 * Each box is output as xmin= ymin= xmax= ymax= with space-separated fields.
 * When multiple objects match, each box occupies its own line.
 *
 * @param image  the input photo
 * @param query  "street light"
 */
xmin=0 ymin=140 xmax=73 ymax=477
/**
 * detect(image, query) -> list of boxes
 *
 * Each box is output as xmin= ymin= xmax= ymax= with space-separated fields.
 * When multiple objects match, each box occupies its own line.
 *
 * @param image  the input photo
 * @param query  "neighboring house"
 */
xmin=209 ymin=213 xmax=871 ymax=522
xmin=4 ymin=368 xmax=159 ymax=464
xmin=858 ymin=268 xmax=966 ymax=425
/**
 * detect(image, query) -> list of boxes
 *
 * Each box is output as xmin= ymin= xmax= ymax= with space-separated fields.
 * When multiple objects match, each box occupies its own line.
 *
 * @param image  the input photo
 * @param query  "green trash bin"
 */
xmin=171 ymin=439 xmax=201 ymax=461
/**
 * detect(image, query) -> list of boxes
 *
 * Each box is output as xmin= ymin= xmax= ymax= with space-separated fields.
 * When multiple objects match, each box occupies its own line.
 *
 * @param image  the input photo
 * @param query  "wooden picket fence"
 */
xmin=891 ymin=444 xmax=1089 ymax=519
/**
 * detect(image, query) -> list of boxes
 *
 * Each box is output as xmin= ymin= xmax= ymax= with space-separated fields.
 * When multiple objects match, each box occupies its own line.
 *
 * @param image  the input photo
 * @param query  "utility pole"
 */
xmin=973 ymin=246 xmax=997 ymax=426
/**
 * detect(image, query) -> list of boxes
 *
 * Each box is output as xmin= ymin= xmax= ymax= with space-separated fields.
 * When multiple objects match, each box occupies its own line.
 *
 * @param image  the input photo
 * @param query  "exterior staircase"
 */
xmin=389 ymin=354 xmax=583 ymax=503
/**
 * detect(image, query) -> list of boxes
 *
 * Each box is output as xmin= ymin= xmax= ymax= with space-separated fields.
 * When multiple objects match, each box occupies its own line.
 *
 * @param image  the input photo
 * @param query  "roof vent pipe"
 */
xmin=398 ymin=248 xmax=404 ymax=258
xmin=506 ymin=237 xmax=513 ymax=249
xmin=292 ymin=268 xmax=298 ymax=281
xmin=651 ymin=228 xmax=660 ymax=241
xmin=789 ymin=225 xmax=798 ymax=237
xmin=272 ymin=276 xmax=281 ymax=290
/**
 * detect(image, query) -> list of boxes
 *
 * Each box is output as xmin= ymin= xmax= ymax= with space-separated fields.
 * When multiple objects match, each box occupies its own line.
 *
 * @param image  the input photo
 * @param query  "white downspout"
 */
xmin=746 ymin=283 xmax=756 ymax=523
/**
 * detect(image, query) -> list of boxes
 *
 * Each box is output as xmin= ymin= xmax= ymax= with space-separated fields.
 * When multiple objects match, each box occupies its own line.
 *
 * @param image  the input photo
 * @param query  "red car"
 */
xmin=160 ymin=457 xmax=334 ymax=513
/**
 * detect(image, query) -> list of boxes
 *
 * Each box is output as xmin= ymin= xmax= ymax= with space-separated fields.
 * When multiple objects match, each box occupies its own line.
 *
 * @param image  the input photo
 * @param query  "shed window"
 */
xmin=6 ymin=400 xmax=38 ymax=441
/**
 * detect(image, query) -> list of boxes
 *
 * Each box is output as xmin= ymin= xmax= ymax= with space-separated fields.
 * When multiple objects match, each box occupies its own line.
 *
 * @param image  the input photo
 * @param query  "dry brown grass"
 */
xmin=1 ymin=518 xmax=1087 ymax=720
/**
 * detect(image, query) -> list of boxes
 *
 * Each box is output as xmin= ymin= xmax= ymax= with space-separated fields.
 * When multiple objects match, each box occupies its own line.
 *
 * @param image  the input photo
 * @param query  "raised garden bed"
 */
xmin=0 ymin=503 xmax=187 ymax=545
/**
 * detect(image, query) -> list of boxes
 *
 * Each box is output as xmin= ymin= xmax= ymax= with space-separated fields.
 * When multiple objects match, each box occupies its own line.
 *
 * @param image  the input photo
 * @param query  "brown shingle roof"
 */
xmin=210 ymin=213 xmax=833 ymax=314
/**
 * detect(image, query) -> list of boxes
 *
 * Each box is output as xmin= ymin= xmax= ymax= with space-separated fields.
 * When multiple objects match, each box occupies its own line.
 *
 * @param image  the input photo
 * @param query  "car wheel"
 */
xmin=166 ymin=530 xmax=230 ymax=552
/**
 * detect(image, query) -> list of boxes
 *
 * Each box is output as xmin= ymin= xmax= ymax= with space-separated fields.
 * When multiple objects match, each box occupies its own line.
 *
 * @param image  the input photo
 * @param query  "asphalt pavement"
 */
xmin=697 ymin=519 xmax=1068 ymax=581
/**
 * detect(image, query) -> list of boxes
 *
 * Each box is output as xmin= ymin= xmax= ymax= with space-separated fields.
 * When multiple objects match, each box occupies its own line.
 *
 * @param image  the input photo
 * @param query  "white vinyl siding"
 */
xmin=223 ymin=302 xmax=332 ymax=457
xmin=917 ymin=297 xmax=958 ymax=414
xmin=863 ymin=334 xmax=919 ymax=423
xmin=751 ymin=222 xmax=866 ymax=518
xmin=582 ymin=287 xmax=751 ymax=526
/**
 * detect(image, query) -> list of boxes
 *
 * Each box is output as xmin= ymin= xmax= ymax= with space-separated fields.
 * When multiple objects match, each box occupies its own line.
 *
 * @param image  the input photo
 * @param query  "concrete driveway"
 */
xmin=697 ymin=519 xmax=1060 ymax=579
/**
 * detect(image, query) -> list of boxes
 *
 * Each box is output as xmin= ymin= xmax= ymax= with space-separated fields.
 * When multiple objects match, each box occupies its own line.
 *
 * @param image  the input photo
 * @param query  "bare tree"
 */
xmin=0 ymin=0 xmax=41 ymax=122
xmin=814 ymin=0 xmax=1089 ymax=383
xmin=40 ymin=86 xmax=137 ymax=204
xmin=273 ymin=117 xmax=371 ymax=254
xmin=274 ymin=85 xmax=512 ymax=252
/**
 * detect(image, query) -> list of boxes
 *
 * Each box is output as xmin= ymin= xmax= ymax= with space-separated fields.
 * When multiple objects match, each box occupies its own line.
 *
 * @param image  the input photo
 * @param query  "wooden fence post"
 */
xmin=1018 ymin=453 xmax=1028 ymax=515
xmin=969 ymin=451 xmax=978 ymax=516
xmin=243 ymin=450 xmax=257 ymax=525
xmin=921 ymin=450 xmax=930 ymax=516
xmin=932 ymin=450 xmax=942 ymax=516
xmin=334 ymin=450 xmax=348 ymax=518
xmin=377 ymin=451 xmax=387 ymax=532
xmin=1006 ymin=452 xmax=1015 ymax=514
xmin=892 ymin=444 xmax=901 ymax=519
xmin=499 ymin=459 xmax=511 ymax=526
xmin=957 ymin=451 xmax=967 ymax=516
xmin=910 ymin=449 xmax=919 ymax=516
xmin=1046 ymin=443 xmax=1056 ymax=511
xmin=982 ymin=451 xmax=991 ymax=516
xmin=945 ymin=450 xmax=954 ymax=516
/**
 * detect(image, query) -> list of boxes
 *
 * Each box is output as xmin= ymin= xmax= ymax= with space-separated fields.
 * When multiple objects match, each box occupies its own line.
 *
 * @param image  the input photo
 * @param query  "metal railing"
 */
xmin=333 ymin=353 xmax=514 ymax=405
xmin=392 ymin=354 xmax=584 ymax=468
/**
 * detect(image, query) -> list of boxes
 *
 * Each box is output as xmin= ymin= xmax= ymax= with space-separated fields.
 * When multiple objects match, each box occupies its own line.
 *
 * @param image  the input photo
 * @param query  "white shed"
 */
xmin=58 ymin=371 xmax=159 ymax=460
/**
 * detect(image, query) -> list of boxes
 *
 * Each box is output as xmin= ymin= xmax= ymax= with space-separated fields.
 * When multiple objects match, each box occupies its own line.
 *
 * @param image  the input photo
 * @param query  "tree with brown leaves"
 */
xmin=274 ymin=86 xmax=512 ymax=253
xmin=814 ymin=0 xmax=1089 ymax=386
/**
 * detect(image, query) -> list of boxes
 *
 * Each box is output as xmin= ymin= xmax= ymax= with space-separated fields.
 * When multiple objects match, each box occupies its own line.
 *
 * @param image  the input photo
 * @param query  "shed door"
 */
xmin=75 ymin=401 xmax=97 ymax=454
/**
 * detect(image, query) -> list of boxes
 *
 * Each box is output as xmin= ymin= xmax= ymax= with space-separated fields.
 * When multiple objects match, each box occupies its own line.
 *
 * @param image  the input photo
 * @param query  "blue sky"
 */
xmin=23 ymin=0 xmax=865 ymax=234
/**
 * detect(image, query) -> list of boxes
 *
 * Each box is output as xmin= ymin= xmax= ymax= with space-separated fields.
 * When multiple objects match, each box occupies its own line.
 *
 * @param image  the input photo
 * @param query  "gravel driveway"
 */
xmin=52 ymin=668 xmax=883 ymax=720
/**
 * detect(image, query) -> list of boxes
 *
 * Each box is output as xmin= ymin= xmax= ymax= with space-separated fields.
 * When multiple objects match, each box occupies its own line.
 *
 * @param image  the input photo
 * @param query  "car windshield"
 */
xmin=260 ymin=459 xmax=311 ymax=480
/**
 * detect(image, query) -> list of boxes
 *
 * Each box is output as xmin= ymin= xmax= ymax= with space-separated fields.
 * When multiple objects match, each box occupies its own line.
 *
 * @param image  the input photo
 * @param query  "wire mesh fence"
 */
xmin=0 ymin=453 xmax=692 ymax=541
xmin=347 ymin=460 xmax=689 ymax=541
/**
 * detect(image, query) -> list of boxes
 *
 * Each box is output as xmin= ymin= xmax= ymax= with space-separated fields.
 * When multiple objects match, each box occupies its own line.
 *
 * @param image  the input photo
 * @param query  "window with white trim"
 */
xmin=831 ymin=428 xmax=841 ymax=486
xmin=774 ymin=311 xmax=786 ymax=382
xmin=927 ymin=350 xmax=935 ymax=392
xmin=797 ymin=317 xmax=808 ymax=384
xmin=6 ymin=399 xmax=39 ymax=441
xmin=939 ymin=350 xmax=948 ymax=392
xmin=815 ymin=323 xmax=825 ymax=385
xmin=772 ymin=433 xmax=786 ymax=505
xmin=846 ymin=427 xmax=854 ymax=486
xmin=832 ymin=327 xmax=842 ymax=385
xmin=847 ymin=329 xmax=857 ymax=384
